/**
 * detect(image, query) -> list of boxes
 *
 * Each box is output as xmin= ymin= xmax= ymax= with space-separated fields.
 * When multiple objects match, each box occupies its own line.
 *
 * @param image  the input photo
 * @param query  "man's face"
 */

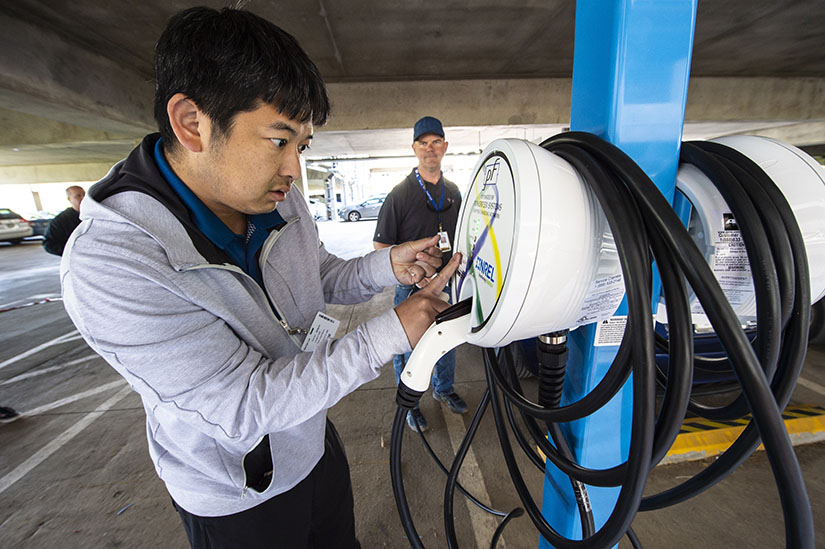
xmin=67 ymin=187 xmax=85 ymax=211
xmin=413 ymin=133 xmax=448 ymax=172
xmin=194 ymin=102 xmax=313 ymax=218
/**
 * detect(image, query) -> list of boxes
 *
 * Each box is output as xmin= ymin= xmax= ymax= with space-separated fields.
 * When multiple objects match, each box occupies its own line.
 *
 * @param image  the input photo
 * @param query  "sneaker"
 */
xmin=434 ymin=391 xmax=468 ymax=414
xmin=406 ymin=408 xmax=429 ymax=432
xmin=0 ymin=406 xmax=20 ymax=424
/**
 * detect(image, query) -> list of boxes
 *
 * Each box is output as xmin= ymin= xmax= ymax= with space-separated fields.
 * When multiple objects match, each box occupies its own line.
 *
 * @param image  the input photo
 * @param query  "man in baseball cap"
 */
xmin=374 ymin=116 xmax=467 ymax=432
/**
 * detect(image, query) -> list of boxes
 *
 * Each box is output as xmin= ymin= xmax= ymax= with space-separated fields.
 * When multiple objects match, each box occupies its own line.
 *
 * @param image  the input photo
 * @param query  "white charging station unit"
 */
xmin=454 ymin=138 xmax=625 ymax=346
xmin=676 ymin=135 xmax=825 ymax=329
xmin=402 ymin=135 xmax=825 ymax=393
xmin=402 ymin=138 xmax=623 ymax=391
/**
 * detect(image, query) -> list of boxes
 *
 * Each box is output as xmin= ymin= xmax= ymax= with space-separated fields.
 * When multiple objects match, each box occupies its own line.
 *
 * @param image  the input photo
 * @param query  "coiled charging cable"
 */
xmin=390 ymin=132 xmax=814 ymax=548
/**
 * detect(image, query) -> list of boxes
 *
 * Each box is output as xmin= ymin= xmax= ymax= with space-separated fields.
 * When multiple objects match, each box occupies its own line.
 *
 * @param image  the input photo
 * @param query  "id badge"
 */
xmin=438 ymin=230 xmax=452 ymax=253
xmin=301 ymin=311 xmax=340 ymax=352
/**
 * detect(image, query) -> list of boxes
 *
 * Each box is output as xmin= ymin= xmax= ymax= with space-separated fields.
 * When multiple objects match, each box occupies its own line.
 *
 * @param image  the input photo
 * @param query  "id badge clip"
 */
xmin=438 ymin=230 xmax=451 ymax=253
xmin=301 ymin=312 xmax=340 ymax=352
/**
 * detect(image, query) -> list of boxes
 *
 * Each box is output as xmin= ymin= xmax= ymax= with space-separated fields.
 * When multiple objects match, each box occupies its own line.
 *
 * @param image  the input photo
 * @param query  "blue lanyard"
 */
xmin=414 ymin=168 xmax=445 ymax=229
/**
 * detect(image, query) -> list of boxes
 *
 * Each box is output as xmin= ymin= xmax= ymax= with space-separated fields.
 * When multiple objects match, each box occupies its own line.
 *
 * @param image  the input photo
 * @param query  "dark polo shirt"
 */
xmin=373 ymin=169 xmax=462 ymax=268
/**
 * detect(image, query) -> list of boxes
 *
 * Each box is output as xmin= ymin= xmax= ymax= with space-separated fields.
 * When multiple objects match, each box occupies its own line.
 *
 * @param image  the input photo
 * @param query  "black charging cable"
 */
xmin=533 ymin=132 xmax=812 ymax=547
xmin=478 ymin=133 xmax=812 ymax=547
xmin=535 ymin=331 xmax=596 ymax=538
xmin=639 ymin=141 xmax=812 ymax=527
xmin=389 ymin=132 xmax=814 ymax=548
xmin=390 ymin=299 xmax=524 ymax=549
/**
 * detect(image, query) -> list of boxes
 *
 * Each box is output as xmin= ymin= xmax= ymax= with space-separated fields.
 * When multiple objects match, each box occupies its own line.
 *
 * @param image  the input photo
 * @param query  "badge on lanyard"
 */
xmin=415 ymin=169 xmax=451 ymax=253
xmin=301 ymin=311 xmax=340 ymax=352
xmin=438 ymin=229 xmax=452 ymax=252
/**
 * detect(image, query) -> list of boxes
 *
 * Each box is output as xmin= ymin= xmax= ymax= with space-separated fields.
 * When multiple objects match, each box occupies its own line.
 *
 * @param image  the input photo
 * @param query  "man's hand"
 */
xmin=395 ymin=252 xmax=462 ymax=348
xmin=390 ymin=235 xmax=444 ymax=285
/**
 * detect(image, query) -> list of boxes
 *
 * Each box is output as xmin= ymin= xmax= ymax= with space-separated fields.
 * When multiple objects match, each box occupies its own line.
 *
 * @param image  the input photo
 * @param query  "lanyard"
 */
xmin=414 ymin=168 xmax=445 ymax=229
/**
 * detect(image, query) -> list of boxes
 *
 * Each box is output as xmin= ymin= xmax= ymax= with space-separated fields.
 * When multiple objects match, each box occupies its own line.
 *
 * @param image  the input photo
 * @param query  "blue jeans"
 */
xmin=392 ymin=284 xmax=456 ymax=395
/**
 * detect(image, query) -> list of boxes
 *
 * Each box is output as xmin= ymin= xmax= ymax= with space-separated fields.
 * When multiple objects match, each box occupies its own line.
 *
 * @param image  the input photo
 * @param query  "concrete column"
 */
xmin=31 ymin=190 xmax=43 ymax=211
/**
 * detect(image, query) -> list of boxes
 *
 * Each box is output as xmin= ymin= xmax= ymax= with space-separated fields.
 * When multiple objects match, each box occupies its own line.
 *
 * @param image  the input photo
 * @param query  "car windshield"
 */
xmin=0 ymin=209 xmax=22 ymax=220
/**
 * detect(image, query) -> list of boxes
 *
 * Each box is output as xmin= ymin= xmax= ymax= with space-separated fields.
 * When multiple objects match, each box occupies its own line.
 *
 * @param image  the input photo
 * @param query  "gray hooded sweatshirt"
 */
xmin=60 ymin=135 xmax=410 ymax=516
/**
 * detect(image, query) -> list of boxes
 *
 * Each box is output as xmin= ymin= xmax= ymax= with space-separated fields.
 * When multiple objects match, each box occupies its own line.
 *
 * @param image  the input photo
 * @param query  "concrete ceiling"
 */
xmin=1 ymin=1 xmax=824 ymax=183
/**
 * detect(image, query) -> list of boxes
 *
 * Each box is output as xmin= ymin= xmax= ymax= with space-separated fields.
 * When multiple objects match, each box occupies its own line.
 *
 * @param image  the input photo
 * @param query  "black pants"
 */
xmin=174 ymin=420 xmax=360 ymax=549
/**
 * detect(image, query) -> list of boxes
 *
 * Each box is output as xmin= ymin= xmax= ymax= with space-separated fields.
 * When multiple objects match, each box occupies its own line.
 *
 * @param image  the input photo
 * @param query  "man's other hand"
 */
xmin=390 ymin=235 xmax=444 ymax=285
xmin=394 ymin=252 xmax=462 ymax=348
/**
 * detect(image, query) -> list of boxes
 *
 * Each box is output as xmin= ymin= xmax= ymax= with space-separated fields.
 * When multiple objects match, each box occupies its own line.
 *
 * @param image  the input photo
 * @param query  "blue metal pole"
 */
xmin=539 ymin=1 xmax=697 ymax=547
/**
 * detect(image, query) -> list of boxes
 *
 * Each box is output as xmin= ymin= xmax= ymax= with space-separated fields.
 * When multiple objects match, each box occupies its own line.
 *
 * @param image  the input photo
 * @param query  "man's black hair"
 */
xmin=153 ymin=7 xmax=330 ymax=151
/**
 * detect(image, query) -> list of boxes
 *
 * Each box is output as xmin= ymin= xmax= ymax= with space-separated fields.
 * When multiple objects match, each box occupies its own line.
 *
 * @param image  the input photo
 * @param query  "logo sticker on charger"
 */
xmin=460 ymin=153 xmax=515 ymax=329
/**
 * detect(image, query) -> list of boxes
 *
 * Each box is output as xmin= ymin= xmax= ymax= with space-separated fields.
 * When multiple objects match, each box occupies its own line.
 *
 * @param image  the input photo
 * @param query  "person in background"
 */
xmin=373 ymin=116 xmax=466 ymax=432
xmin=42 ymin=185 xmax=85 ymax=256
xmin=60 ymin=7 xmax=460 ymax=549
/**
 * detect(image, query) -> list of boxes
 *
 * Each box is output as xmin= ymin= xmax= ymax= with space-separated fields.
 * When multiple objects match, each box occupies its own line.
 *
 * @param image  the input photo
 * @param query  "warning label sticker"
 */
xmin=691 ymin=227 xmax=753 ymax=315
xmin=574 ymin=273 xmax=625 ymax=327
xmin=594 ymin=316 xmax=627 ymax=347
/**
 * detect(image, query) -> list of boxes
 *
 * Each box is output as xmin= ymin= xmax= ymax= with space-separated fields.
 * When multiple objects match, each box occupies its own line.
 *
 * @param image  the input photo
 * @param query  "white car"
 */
xmin=307 ymin=199 xmax=327 ymax=220
xmin=0 ymin=208 xmax=33 ymax=245
xmin=337 ymin=195 xmax=387 ymax=222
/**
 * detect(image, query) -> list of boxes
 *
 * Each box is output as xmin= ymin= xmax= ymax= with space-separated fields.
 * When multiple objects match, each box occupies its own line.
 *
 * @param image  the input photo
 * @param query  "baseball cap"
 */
xmin=413 ymin=116 xmax=445 ymax=142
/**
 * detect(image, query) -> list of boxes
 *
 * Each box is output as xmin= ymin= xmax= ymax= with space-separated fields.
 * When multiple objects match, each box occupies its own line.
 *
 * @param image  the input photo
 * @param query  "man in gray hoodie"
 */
xmin=60 ymin=7 xmax=460 ymax=549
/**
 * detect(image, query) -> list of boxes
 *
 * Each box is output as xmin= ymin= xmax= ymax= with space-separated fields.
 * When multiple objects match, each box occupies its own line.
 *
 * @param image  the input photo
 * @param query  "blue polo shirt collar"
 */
xmin=153 ymin=139 xmax=284 ymax=285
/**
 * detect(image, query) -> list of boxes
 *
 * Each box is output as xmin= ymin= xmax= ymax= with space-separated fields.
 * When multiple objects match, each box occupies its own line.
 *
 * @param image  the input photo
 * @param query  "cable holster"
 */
xmin=537 ymin=331 xmax=570 ymax=409
xmin=396 ymin=382 xmax=425 ymax=410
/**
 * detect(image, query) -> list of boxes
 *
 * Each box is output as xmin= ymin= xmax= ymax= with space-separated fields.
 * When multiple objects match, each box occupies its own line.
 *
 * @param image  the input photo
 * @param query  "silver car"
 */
xmin=0 ymin=208 xmax=33 ymax=245
xmin=338 ymin=195 xmax=386 ymax=222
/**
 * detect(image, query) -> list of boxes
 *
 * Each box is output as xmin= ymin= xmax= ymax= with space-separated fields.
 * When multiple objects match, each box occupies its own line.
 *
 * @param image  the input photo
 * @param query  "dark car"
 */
xmin=27 ymin=211 xmax=57 ymax=236
xmin=0 ymin=208 xmax=33 ymax=244
xmin=338 ymin=195 xmax=386 ymax=222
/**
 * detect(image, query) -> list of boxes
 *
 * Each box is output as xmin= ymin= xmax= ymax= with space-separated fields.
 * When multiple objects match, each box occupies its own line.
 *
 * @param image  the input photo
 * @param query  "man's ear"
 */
xmin=167 ymin=93 xmax=207 ymax=153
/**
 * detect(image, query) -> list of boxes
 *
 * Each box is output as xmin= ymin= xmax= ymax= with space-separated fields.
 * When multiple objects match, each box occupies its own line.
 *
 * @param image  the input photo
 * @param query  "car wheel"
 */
xmin=348 ymin=211 xmax=361 ymax=222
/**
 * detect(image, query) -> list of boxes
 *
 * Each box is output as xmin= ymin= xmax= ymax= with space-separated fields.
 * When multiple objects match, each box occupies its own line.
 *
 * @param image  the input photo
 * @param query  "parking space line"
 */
xmin=1 ymin=365 xmax=65 ymax=385
xmin=0 ymin=385 xmax=132 ymax=496
xmin=440 ymin=406 xmax=505 ymax=548
xmin=24 ymin=380 xmax=127 ymax=416
xmin=797 ymin=377 xmax=825 ymax=398
xmin=0 ymin=354 xmax=98 ymax=386
xmin=0 ymin=293 xmax=59 ymax=310
xmin=0 ymin=295 xmax=63 ymax=313
xmin=0 ymin=330 xmax=79 ymax=371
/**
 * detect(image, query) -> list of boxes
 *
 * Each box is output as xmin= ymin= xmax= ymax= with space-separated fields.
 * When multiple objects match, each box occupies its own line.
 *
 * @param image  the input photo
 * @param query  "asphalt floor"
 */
xmin=1 ymin=222 xmax=824 ymax=548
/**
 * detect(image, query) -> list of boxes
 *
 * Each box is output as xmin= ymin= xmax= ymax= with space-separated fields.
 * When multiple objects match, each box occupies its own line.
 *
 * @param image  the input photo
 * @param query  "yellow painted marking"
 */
xmin=702 ymin=420 xmax=742 ymax=429
xmin=664 ymin=411 xmax=825 ymax=464
xmin=535 ymin=407 xmax=825 ymax=466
